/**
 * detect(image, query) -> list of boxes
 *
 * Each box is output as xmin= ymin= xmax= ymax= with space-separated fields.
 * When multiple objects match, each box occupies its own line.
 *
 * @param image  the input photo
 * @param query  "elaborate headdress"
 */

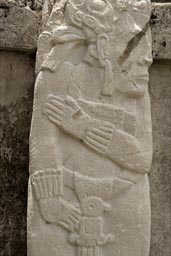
xmin=65 ymin=0 xmax=115 ymax=96
xmin=66 ymin=0 xmax=114 ymax=37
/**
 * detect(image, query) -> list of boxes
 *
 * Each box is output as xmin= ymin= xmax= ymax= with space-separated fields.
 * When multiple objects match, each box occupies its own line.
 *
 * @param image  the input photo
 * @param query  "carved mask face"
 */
xmin=66 ymin=0 xmax=115 ymax=39
xmin=81 ymin=197 xmax=105 ymax=217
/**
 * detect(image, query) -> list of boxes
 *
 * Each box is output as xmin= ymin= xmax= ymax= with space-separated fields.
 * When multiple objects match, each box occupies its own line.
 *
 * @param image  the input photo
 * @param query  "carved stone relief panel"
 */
xmin=28 ymin=1 xmax=153 ymax=255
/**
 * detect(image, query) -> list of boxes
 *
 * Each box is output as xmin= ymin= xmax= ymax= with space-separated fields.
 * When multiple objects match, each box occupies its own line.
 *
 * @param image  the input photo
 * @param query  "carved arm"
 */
xmin=83 ymin=125 xmax=151 ymax=174
xmin=44 ymin=95 xmax=151 ymax=174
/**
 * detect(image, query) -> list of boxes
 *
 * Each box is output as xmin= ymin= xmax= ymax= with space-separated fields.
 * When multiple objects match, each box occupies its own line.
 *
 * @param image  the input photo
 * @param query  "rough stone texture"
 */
xmin=28 ymin=1 xmax=153 ymax=256
xmin=0 ymin=1 xmax=170 ymax=60
xmin=0 ymin=0 xmax=42 ymax=52
xmin=0 ymin=54 xmax=170 ymax=256
xmin=10 ymin=1 xmax=43 ymax=10
xmin=150 ymin=3 xmax=171 ymax=59
xmin=0 ymin=1 xmax=170 ymax=256
xmin=149 ymin=60 xmax=171 ymax=256
xmin=0 ymin=51 xmax=35 ymax=256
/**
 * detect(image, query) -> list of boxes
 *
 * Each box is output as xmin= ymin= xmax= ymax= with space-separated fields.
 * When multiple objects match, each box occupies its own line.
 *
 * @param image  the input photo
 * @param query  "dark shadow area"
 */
xmin=0 ymin=51 xmax=35 ymax=256
xmin=149 ymin=59 xmax=171 ymax=256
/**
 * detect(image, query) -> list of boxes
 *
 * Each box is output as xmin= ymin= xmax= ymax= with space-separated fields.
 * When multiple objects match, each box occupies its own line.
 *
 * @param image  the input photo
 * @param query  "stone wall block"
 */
xmin=150 ymin=3 xmax=171 ymax=59
xmin=0 ymin=0 xmax=42 ymax=52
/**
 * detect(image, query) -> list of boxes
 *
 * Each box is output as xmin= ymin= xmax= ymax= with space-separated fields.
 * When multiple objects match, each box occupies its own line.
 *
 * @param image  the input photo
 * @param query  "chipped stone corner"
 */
xmin=151 ymin=3 xmax=171 ymax=60
xmin=0 ymin=0 xmax=42 ymax=52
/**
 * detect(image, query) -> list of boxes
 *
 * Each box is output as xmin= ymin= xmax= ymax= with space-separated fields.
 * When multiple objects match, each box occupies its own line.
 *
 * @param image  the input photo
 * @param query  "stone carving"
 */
xmin=43 ymin=93 xmax=150 ymax=173
xmin=31 ymin=169 xmax=81 ymax=232
xmin=31 ymin=168 xmax=115 ymax=255
xmin=28 ymin=0 xmax=153 ymax=255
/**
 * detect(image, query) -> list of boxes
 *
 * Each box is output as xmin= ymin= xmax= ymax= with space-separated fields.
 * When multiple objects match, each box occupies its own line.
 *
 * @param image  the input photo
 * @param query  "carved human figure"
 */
xmin=28 ymin=1 xmax=153 ymax=256
xmin=42 ymin=0 xmax=152 ymax=174
xmin=32 ymin=167 xmax=131 ymax=256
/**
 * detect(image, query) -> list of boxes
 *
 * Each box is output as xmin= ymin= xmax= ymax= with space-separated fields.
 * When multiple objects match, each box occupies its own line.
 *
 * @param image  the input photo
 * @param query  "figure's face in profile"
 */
xmin=113 ymin=26 xmax=153 ymax=98
xmin=123 ymin=54 xmax=152 ymax=85
xmin=114 ymin=52 xmax=152 ymax=98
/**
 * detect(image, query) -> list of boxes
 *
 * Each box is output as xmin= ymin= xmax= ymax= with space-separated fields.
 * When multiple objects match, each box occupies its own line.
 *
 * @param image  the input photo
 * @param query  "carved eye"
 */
xmin=85 ymin=16 xmax=95 ymax=27
xmin=75 ymin=11 xmax=83 ymax=22
xmin=81 ymin=197 xmax=104 ymax=217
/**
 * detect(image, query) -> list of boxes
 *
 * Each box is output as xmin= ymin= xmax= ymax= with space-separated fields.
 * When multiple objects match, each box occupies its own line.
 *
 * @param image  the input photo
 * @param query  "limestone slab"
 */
xmin=28 ymin=1 xmax=153 ymax=256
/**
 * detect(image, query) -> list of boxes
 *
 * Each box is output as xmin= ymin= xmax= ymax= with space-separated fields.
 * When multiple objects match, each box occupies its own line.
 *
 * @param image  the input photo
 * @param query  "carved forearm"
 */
xmin=106 ymin=129 xmax=152 ymax=173
xmin=83 ymin=125 xmax=151 ymax=174
xmin=44 ymin=94 xmax=151 ymax=173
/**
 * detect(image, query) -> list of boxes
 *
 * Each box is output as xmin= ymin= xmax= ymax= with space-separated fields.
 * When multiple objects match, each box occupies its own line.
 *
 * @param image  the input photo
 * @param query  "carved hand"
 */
xmin=83 ymin=123 xmax=114 ymax=155
xmin=44 ymin=95 xmax=116 ymax=153
xmin=58 ymin=199 xmax=81 ymax=232
xmin=43 ymin=96 xmax=147 ymax=173
xmin=44 ymin=95 xmax=81 ymax=127
xmin=31 ymin=169 xmax=81 ymax=232
xmin=44 ymin=94 xmax=89 ymax=138
xmin=38 ymin=197 xmax=81 ymax=231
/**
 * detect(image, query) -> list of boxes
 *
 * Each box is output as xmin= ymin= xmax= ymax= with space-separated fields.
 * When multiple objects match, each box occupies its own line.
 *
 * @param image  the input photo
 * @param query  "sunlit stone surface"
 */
xmin=28 ymin=1 xmax=153 ymax=255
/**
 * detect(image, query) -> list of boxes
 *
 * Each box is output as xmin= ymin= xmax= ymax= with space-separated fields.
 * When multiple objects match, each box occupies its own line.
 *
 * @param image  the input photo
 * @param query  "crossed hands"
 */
xmin=43 ymin=94 xmax=114 ymax=155
xmin=44 ymin=94 xmax=84 ymax=135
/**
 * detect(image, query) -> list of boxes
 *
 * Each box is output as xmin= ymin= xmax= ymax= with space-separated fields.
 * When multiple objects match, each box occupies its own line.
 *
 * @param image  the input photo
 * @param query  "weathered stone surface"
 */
xmin=149 ymin=60 xmax=171 ymax=256
xmin=1 ymin=55 xmax=170 ymax=256
xmin=0 ymin=1 xmax=170 ymax=60
xmin=28 ymin=1 xmax=153 ymax=256
xmin=10 ymin=1 xmax=43 ymax=10
xmin=0 ymin=51 xmax=35 ymax=255
xmin=150 ymin=3 xmax=171 ymax=59
xmin=0 ymin=1 xmax=170 ymax=256
xmin=0 ymin=0 xmax=42 ymax=52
